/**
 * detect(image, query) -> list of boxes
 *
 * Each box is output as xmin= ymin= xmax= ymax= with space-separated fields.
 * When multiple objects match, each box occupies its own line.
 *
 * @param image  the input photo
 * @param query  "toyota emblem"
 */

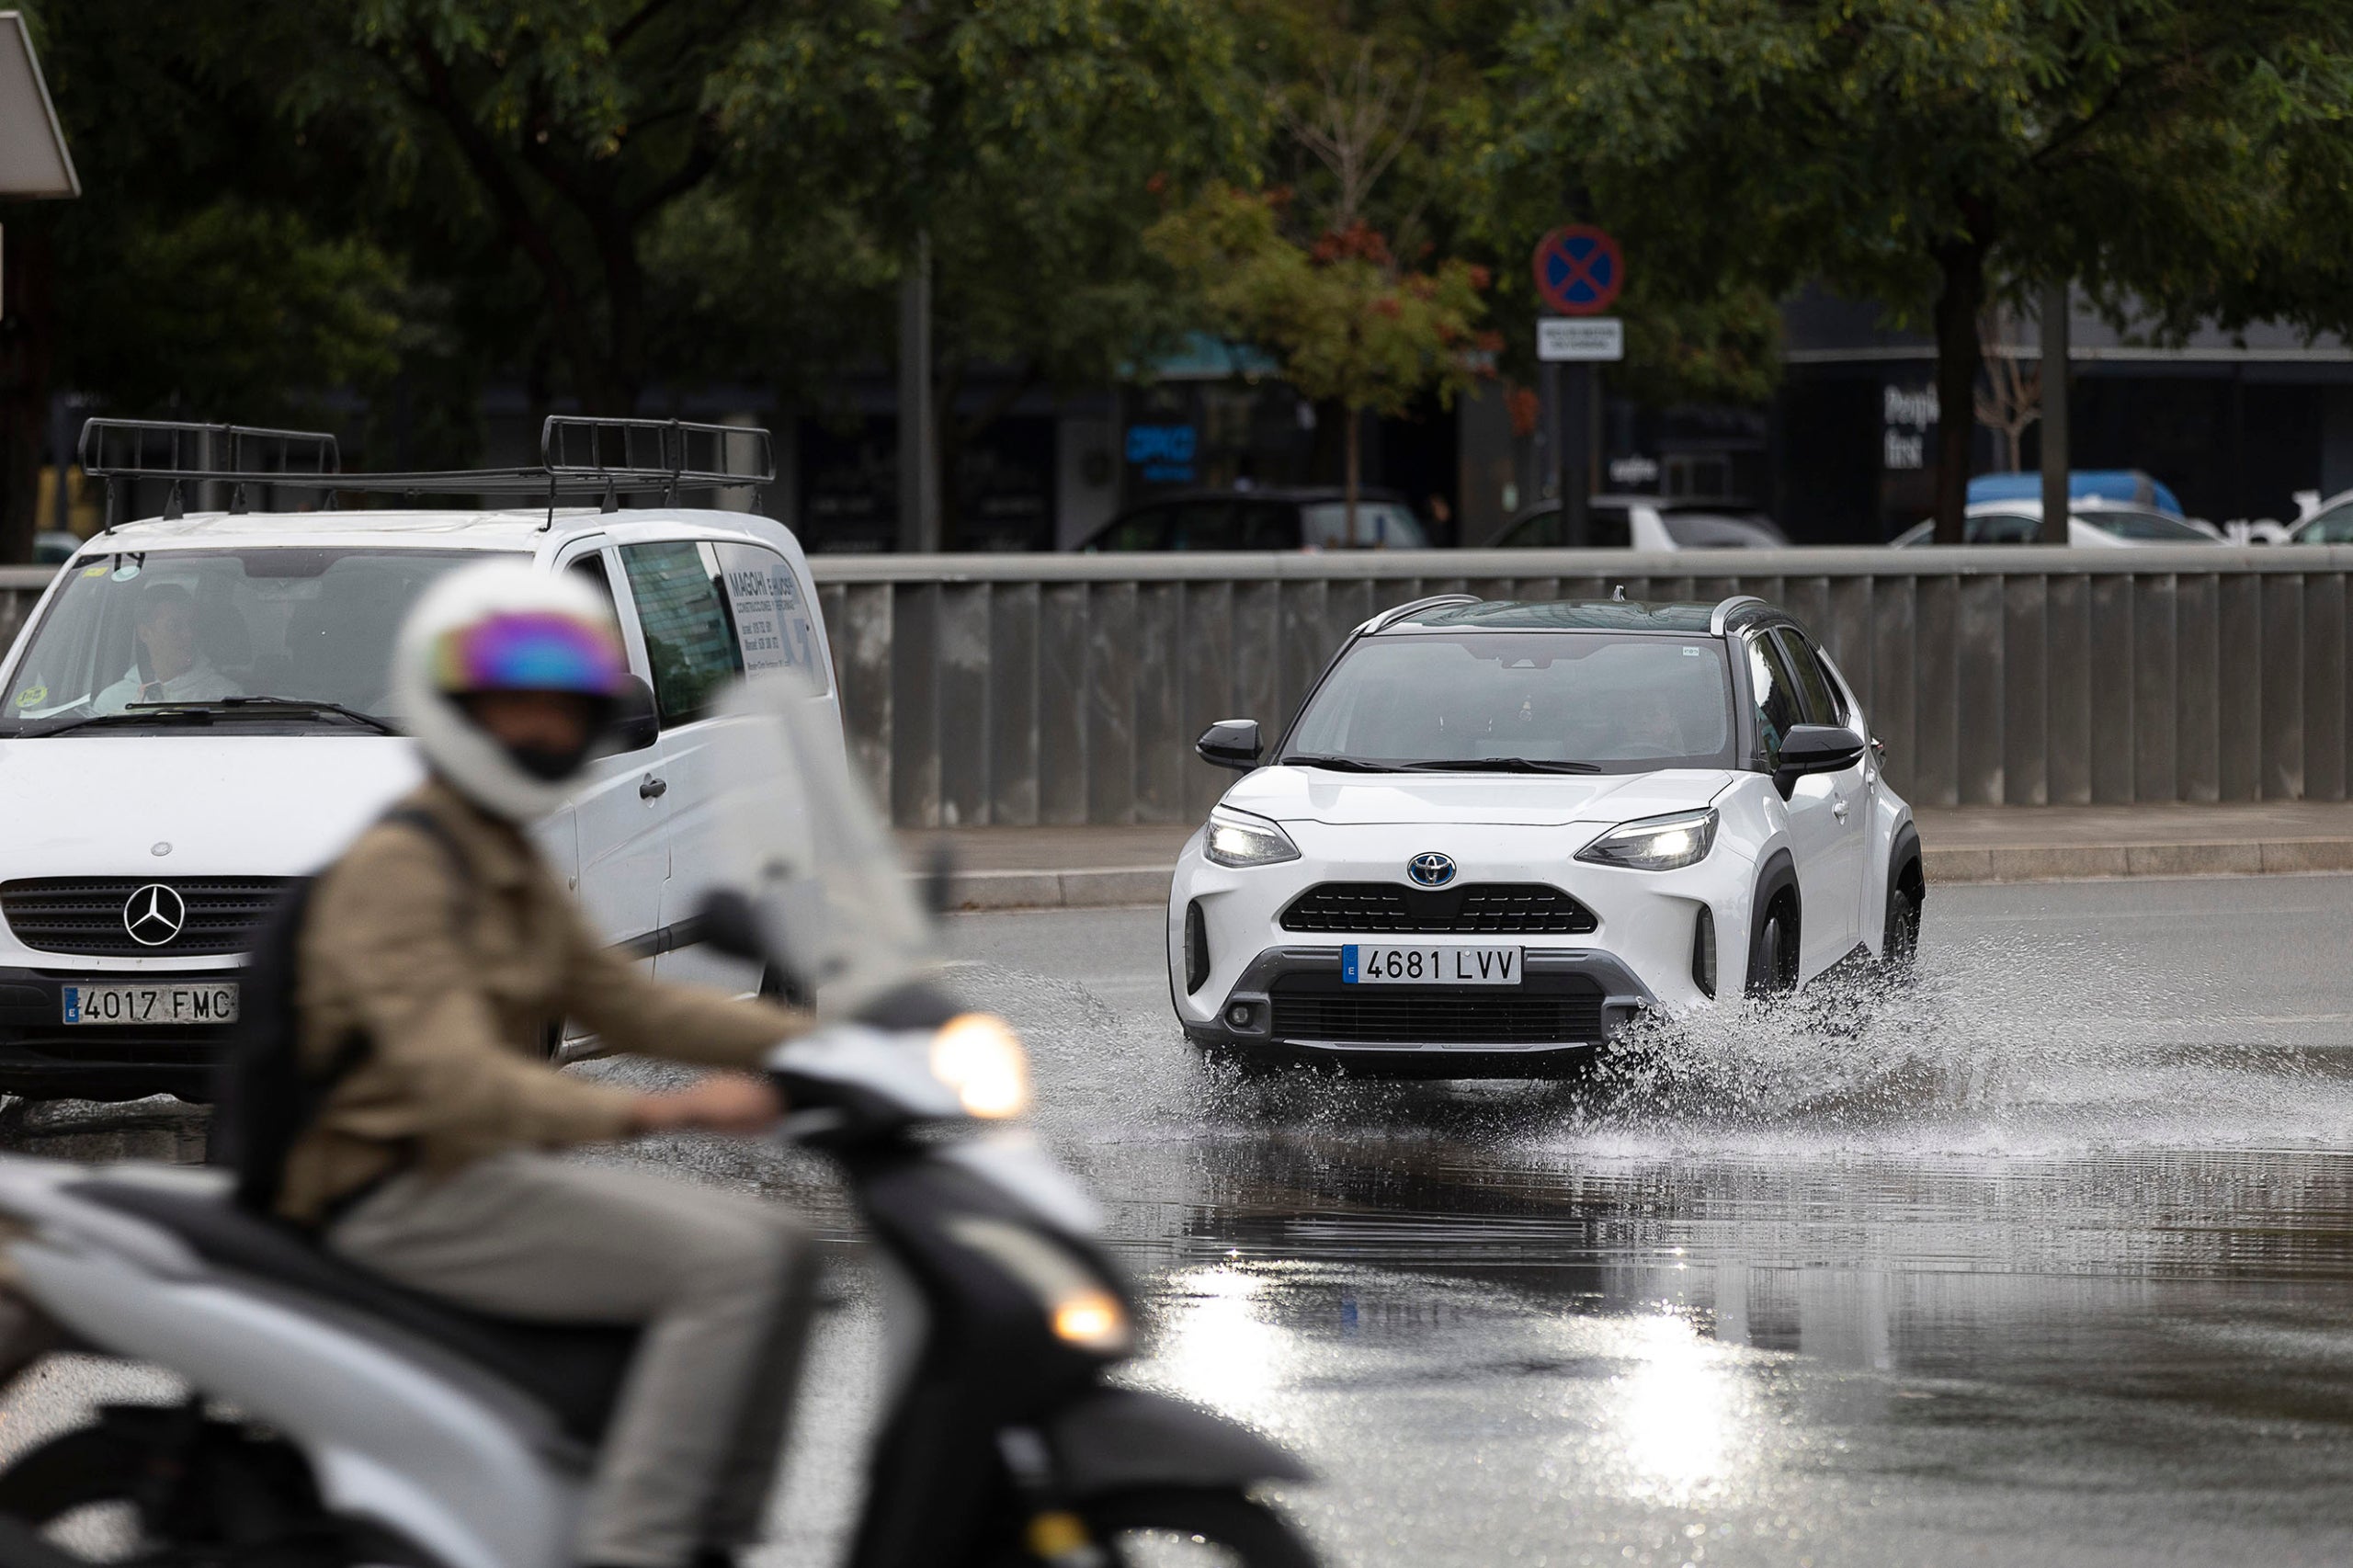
xmin=1406 ymin=852 xmax=1457 ymax=889
xmin=123 ymin=883 xmax=187 ymax=947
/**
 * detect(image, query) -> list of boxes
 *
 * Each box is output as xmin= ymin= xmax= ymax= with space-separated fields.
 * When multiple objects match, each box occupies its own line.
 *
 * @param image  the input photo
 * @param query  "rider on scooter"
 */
xmin=282 ymin=561 xmax=813 ymax=1568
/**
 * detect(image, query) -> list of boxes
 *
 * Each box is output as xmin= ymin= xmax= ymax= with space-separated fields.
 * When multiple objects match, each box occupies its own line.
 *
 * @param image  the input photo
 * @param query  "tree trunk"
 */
xmin=1930 ymin=238 xmax=1986 ymax=545
xmin=1343 ymin=408 xmax=1361 ymax=546
xmin=0 ymin=222 xmax=56 ymax=564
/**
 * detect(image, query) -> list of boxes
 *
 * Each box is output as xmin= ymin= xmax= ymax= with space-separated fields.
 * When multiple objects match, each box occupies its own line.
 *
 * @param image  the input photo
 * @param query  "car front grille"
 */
xmin=1269 ymin=974 xmax=1605 ymax=1046
xmin=1279 ymin=881 xmax=1597 ymax=935
xmin=1 ymin=878 xmax=290 ymax=957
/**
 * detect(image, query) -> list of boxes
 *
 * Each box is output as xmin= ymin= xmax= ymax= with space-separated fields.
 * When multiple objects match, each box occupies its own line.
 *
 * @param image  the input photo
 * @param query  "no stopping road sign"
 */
xmin=1532 ymin=225 xmax=1622 ymax=317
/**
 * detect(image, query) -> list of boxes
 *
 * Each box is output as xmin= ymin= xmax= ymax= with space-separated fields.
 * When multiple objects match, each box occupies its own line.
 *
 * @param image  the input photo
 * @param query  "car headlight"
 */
xmin=1575 ymin=808 xmax=1718 ymax=871
xmin=1203 ymin=804 xmax=1301 ymax=869
xmin=930 ymin=1014 xmax=1031 ymax=1119
xmin=947 ymin=1216 xmax=1133 ymax=1354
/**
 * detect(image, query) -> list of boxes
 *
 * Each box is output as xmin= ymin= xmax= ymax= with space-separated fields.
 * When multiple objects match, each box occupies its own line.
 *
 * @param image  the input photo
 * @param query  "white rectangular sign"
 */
xmin=1538 ymin=317 xmax=1624 ymax=362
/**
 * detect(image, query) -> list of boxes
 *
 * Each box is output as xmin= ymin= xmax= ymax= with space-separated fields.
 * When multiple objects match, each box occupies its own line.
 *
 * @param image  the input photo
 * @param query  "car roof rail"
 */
xmin=79 ymin=415 xmax=775 ymax=530
xmin=1709 ymin=594 xmax=1769 ymax=634
xmin=1363 ymin=593 xmax=1481 ymax=635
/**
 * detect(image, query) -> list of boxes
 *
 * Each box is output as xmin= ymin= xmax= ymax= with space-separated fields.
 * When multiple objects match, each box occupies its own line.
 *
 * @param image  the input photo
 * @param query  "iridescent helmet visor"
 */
xmin=432 ymin=610 xmax=625 ymax=698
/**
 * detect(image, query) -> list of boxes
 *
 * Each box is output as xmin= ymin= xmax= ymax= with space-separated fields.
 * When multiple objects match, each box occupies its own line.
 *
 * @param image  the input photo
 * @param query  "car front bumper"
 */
xmin=0 ymin=965 xmax=240 ymax=1101
xmin=1169 ymin=816 xmax=1761 ymax=1075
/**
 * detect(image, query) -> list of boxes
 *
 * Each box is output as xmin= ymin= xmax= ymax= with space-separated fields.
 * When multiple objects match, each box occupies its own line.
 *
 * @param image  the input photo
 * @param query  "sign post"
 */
xmin=1531 ymin=225 xmax=1624 ymax=547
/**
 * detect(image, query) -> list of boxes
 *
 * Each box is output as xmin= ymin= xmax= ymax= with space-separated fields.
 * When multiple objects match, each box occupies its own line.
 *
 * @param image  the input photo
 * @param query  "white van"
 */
xmin=0 ymin=417 xmax=839 ymax=1102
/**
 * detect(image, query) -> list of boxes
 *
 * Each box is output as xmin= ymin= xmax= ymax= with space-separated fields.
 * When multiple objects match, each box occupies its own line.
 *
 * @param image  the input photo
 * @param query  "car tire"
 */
xmin=1881 ymin=861 xmax=1924 ymax=969
xmin=1745 ymin=892 xmax=1800 ymax=996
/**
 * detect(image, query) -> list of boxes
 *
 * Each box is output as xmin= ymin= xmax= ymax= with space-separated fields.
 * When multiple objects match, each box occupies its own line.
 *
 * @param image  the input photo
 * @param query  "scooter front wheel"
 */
xmin=1079 ymin=1486 xmax=1317 ymax=1568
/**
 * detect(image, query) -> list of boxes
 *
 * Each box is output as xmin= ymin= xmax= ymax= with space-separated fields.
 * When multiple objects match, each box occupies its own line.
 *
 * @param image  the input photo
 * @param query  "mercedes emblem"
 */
xmin=122 ymin=883 xmax=188 ymax=947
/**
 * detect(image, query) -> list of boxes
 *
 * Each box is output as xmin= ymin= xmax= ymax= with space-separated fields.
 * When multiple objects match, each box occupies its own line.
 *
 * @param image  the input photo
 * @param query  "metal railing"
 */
xmin=805 ymin=545 xmax=2353 ymax=824
xmin=12 ymin=545 xmax=2353 ymax=827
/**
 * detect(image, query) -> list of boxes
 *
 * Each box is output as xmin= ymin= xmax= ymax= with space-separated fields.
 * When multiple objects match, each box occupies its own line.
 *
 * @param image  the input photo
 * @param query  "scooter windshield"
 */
xmin=698 ymin=668 xmax=941 ymax=1019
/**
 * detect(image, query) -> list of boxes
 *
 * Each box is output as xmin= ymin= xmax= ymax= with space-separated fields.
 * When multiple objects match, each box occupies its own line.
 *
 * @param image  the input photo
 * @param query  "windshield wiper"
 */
xmin=1279 ymin=754 xmax=1403 ymax=772
xmin=203 ymin=697 xmax=402 ymax=734
xmin=1399 ymin=756 xmax=1601 ymax=774
xmin=31 ymin=698 xmax=399 ymax=737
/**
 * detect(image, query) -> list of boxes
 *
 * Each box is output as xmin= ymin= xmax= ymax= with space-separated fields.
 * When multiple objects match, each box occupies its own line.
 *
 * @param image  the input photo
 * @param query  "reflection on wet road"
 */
xmin=9 ymin=875 xmax=2353 ymax=1564
xmin=954 ymin=876 xmax=2353 ymax=1565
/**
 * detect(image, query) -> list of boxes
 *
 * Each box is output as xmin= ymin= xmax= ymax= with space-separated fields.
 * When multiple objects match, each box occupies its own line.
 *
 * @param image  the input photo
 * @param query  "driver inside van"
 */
xmin=92 ymin=584 xmax=242 ymax=711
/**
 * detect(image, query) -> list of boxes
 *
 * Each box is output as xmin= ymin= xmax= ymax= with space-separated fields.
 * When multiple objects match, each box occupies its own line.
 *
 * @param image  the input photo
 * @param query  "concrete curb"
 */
xmin=1924 ymin=838 xmax=2353 ymax=883
xmin=933 ymin=840 xmax=2353 ymax=910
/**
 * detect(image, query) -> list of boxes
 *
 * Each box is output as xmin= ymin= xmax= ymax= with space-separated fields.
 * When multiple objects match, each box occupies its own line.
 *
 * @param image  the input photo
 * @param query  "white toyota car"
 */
xmin=1166 ymin=595 xmax=1923 ymax=1077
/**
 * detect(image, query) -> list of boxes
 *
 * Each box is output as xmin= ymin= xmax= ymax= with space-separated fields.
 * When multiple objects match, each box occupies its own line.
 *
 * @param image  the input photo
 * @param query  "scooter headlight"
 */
xmin=930 ymin=1014 xmax=1031 ymax=1119
xmin=1574 ymin=808 xmax=1718 ymax=871
xmin=948 ymin=1217 xmax=1134 ymax=1354
xmin=1203 ymin=805 xmax=1301 ymax=869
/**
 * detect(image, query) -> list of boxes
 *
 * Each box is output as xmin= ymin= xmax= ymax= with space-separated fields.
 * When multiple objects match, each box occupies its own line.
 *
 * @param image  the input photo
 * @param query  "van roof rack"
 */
xmin=79 ymin=415 xmax=775 ymax=528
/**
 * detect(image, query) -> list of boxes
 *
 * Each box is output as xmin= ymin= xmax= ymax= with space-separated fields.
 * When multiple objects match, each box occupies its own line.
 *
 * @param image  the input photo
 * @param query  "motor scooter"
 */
xmin=0 ymin=674 xmax=1315 ymax=1568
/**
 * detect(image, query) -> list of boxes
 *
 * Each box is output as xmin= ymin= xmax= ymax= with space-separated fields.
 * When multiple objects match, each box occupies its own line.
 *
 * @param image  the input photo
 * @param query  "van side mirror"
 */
xmin=1773 ymin=724 xmax=1867 ymax=797
xmin=606 ymin=675 xmax=660 ymax=753
xmin=1195 ymin=718 xmax=1263 ymax=771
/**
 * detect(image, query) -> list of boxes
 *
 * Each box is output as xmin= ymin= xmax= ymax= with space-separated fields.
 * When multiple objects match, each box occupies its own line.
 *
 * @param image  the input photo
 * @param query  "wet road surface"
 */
xmin=11 ymin=874 xmax=2353 ymax=1565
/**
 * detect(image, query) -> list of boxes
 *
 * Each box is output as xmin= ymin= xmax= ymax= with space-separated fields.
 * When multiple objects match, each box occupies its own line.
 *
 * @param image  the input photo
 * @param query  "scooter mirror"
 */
xmin=695 ymin=888 xmax=767 ymax=962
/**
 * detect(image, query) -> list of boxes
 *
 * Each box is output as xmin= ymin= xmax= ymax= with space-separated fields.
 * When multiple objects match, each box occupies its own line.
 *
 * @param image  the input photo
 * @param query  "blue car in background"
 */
xmin=1968 ymin=469 xmax=2186 ymax=517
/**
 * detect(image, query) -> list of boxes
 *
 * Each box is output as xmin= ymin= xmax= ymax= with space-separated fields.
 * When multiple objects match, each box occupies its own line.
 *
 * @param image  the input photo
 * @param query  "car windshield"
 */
xmin=1300 ymin=502 xmax=1428 ymax=550
xmin=0 ymin=548 xmax=511 ymax=735
xmin=2084 ymin=509 xmax=2212 ymax=541
xmin=1284 ymin=631 xmax=1738 ymax=773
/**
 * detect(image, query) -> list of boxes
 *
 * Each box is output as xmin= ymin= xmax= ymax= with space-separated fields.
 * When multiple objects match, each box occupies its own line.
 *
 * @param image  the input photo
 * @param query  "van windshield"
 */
xmin=1284 ymin=631 xmax=1739 ymax=773
xmin=0 ymin=549 xmax=514 ymax=735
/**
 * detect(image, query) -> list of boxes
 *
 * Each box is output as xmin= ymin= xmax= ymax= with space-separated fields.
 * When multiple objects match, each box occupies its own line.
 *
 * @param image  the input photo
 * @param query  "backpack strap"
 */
xmin=259 ymin=805 xmax=478 ymax=1221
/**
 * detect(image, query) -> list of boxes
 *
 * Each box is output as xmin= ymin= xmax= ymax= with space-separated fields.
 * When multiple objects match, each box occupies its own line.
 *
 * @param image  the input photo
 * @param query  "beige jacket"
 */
xmin=278 ymin=778 xmax=801 ymax=1224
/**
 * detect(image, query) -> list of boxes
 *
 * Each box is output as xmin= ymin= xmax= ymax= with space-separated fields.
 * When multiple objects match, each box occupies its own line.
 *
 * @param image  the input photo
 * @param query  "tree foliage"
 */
xmin=1149 ymin=185 xmax=1489 ymax=534
xmin=1500 ymin=0 xmax=2353 ymax=539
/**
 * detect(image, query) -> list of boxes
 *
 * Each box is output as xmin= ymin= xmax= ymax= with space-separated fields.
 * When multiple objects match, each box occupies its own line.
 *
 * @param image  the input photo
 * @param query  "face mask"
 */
xmin=505 ymin=738 xmax=595 ymax=782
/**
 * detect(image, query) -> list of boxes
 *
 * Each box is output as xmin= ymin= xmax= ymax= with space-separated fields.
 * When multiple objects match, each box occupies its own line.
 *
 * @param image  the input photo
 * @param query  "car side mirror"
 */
xmin=1773 ymin=723 xmax=1867 ymax=797
xmin=1195 ymin=718 xmax=1263 ymax=771
xmin=606 ymin=675 xmax=660 ymax=754
xmin=693 ymin=888 xmax=767 ymax=962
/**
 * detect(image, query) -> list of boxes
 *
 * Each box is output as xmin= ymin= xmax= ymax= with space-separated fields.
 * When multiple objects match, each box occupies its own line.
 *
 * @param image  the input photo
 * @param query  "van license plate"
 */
xmin=63 ymin=983 xmax=240 ymax=1026
xmin=1342 ymin=946 xmax=1521 ymax=985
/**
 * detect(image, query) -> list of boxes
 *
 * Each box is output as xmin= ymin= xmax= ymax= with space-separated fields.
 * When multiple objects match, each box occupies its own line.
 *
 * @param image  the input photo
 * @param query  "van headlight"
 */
xmin=1204 ymin=805 xmax=1301 ymax=869
xmin=929 ymin=1014 xmax=1031 ymax=1119
xmin=1575 ymin=808 xmax=1718 ymax=871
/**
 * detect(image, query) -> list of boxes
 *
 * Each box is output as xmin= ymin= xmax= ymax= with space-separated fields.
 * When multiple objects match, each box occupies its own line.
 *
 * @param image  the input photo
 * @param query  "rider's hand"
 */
xmin=629 ymin=1074 xmax=784 ymax=1135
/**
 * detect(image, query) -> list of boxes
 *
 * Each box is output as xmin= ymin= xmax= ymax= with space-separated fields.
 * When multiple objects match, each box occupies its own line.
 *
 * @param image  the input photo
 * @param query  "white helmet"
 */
xmin=392 ymin=561 xmax=629 ymax=821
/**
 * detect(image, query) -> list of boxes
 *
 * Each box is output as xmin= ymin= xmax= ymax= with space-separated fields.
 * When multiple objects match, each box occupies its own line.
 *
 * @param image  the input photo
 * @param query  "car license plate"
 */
xmin=1342 ymin=945 xmax=1521 ymax=985
xmin=62 ymin=983 xmax=240 ymax=1026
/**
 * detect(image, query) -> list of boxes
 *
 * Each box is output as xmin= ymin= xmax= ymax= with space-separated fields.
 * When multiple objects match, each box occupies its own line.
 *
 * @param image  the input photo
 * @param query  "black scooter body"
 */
xmin=830 ymin=1143 xmax=1305 ymax=1568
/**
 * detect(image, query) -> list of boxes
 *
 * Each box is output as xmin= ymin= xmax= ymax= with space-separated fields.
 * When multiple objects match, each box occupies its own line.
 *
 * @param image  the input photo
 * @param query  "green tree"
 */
xmin=710 ymin=0 xmax=1252 ymax=545
xmin=1 ymin=1 xmax=412 ymax=561
xmin=1501 ymin=0 xmax=2353 ymax=540
xmin=1149 ymin=184 xmax=1489 ymax=539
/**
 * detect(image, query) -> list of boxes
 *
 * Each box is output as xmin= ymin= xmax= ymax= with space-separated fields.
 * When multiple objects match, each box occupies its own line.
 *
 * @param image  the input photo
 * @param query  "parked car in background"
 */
xmin=1487 ymin=496 xmax=1790 ymax=551
xmin=2288 ymin=493 xmax=2353 ymax=544
xmin=1890 ymin=499 xmax=2224 ymax=548
xmin=1969 ymin=469 xmax=2187 ymax=517
xmin=32 ymin=531 xmax=81 ymax=565
xmin=1075 ymin=486 xmax=1431 ymax=551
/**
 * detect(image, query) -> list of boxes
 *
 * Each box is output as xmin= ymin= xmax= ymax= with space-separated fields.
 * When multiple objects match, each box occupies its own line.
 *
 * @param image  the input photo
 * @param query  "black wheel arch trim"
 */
xmin=1048 ymin=1386 xmax=1312 ymax=1495
xmin=1747 ymin=847 xmax=1800 ymax=988
xmin=1887 ymin=821 xmax=1925 ymax=903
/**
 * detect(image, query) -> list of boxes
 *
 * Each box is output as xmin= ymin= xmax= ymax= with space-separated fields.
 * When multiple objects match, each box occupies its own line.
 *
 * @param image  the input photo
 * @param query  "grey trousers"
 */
xmin=329 ymin=1152 xmax=816 ymax=1568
